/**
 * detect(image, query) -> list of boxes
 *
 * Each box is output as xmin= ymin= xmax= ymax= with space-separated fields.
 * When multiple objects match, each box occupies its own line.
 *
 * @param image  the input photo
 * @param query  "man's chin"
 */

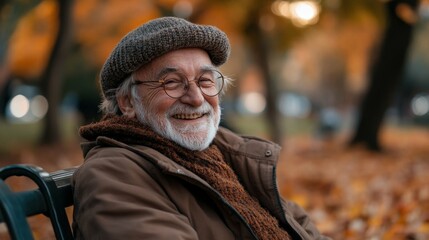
xmin=169 ymin=126 xmax=216 ymax=151
xmin=171 ymin=120 xmax=209 ymax=131
xmin=174 ymin=131 xmax=208 ymax=145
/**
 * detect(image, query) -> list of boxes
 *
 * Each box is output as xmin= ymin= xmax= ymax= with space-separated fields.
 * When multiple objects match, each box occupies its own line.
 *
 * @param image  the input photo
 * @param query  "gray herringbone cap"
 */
xmin=100 ymin=17 xmax=231 ymax=97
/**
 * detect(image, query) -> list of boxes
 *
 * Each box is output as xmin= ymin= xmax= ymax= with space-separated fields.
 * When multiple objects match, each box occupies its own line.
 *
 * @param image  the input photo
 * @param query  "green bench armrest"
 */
xmin=0 ymin=164 xmax=77 ymax=240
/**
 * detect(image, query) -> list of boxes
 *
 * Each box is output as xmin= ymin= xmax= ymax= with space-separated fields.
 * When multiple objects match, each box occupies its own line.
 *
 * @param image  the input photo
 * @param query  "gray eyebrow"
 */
xmin=155 ymin=67 xmax=178 ymax=80
xmin=200 ymin=65 xmax=217 ymax=72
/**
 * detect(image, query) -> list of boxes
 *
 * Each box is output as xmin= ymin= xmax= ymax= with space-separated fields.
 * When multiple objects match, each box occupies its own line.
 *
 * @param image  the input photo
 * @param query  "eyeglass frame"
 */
xmin=131 ymin=68 xmax=225 ymax=99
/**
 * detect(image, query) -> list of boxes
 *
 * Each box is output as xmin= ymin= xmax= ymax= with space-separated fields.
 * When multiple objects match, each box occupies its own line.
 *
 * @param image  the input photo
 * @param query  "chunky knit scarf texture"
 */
xmin=80 ymin=115 xmax=291 ymax=240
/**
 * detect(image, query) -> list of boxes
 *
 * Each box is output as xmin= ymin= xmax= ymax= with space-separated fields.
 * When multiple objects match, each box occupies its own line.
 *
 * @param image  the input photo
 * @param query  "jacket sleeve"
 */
xmin=72 ymin=147 xmax=199 ymax=240
xmin=282 ymin=199 xmax=332 ymax=240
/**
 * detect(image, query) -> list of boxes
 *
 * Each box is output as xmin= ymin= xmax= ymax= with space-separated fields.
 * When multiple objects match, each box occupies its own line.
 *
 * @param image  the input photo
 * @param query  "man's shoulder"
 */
xmin=216 ymin=127 xmax=279 ymax=147
xmin=215 ymin=127 xmax=281 ymax=158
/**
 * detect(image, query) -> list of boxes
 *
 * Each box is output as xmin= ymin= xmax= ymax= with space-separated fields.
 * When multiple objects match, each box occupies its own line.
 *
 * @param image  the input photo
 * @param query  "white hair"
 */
xmin=99 ymin=74 xmax=139 ymax=115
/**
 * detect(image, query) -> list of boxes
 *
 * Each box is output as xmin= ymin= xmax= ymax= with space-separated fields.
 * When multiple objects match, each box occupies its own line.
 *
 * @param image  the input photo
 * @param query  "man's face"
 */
xmin=130 ymin=48 xmax=221 ymax=151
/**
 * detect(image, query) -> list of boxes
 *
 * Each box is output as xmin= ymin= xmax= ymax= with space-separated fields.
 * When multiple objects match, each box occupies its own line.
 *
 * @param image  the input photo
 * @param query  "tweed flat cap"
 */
xmin=100 ymin=17 xmax=231 ymax=97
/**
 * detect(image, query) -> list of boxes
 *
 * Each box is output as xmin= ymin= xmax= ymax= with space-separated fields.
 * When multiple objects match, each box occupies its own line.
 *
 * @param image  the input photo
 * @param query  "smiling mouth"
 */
xmin=172 ymin=113 xmax=206 ymax=120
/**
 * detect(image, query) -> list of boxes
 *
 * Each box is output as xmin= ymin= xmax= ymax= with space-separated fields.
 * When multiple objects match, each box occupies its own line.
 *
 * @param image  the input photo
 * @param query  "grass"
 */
xmin=225 ymin=114 xmax=317 ymax=138
xmin=0 ymin=120 xmax=42 ymax=151
xmin=0 ymin=116 xmax=81 ymax=153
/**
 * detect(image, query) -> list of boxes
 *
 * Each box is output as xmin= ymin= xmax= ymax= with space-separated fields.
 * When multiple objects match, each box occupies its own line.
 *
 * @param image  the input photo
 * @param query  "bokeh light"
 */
xmin=9 ymin=94 xmax=30 ymax=118
xmin=272 ymin=0 xmax=320 ymax=27
xmin=278 ymin=93 xmax=311 ymax=118
xmin=411 ymin=94 xmax=429 ymax=116
xmin=30 ymin=95 xmax=49 ymax=119
xmin=239 ymin=92 xmax=267 ymax=114
xmin=173 ymin=0 xmax=193 ymax=18
xmin=290 ymin=1 xmax=320 ymax=27
xmin=272 ymin=0 xmax=291 ymax=18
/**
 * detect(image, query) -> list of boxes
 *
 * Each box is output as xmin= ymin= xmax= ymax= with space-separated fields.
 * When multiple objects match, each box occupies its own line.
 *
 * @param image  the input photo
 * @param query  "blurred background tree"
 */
xmin=350 ymin=0 xmax=420 ymax=151
xmin=39 ymin=0 xmax=74 ymax=144
xmin=0 ymin=0 xmax=41 ymax=119
xmin=0 ymin=0 xmax=428 ymax=149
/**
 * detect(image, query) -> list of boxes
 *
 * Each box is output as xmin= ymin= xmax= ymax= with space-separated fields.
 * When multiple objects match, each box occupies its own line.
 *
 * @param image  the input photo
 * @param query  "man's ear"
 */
xmin=117 ymin=94 xmax=136 ymax=118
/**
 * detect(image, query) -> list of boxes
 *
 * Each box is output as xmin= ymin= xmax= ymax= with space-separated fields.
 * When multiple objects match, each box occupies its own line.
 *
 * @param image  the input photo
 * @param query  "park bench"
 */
xmin=0 ymin=164 xmax=77 ymax=240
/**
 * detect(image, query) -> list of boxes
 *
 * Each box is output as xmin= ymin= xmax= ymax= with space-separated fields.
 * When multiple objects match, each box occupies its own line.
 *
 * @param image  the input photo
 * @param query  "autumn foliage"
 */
xmin=7 ymin=0 xmax=162 ymax=78
xmin=2 ymin=1 xmax=429 ymax=239
xmin=278 ymin=127 xmax=429 ymax=239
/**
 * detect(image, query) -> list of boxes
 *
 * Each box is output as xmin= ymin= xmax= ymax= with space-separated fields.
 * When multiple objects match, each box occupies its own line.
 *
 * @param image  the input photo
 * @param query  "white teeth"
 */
xmin=173 ymin=113 xmax=204 ymax=119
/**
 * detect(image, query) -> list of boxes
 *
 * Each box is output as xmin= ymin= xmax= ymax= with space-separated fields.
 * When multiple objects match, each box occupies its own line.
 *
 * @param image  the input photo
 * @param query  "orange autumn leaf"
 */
xmin=7 ymin=0 xmax=58 ymax=78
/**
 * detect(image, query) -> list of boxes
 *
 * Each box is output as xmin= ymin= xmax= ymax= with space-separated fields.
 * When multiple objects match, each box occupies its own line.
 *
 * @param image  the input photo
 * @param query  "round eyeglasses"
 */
xmin=132 ymin=69 xmax=224 ymax=98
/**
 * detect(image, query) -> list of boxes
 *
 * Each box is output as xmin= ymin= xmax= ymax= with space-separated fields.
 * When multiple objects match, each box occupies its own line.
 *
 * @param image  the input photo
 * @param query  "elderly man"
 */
xmin=72 ymin=17 xmax=329 ymax=240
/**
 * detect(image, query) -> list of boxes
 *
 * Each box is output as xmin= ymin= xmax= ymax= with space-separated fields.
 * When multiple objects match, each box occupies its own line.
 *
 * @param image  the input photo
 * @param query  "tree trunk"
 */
xmin=0 ymin=1 xmax=41 ymax=107
xmin=40 ymin=0 xmax=74 ymax=144
xmin=350 ymin=0 xmax=418 ymax=151
xmin=253 ymin=30 xmax=283 ymax=144
xmin=245 ymin=12 xmax=283 ymax=144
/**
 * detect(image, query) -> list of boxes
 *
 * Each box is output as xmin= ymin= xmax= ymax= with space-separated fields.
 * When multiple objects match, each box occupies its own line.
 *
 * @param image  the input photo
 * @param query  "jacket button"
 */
xmin=265 ymin=150 xmax=272 ymax=157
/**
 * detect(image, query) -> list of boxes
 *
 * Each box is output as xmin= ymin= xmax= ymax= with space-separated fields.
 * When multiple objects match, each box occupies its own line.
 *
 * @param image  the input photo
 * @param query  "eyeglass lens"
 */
xmin=162 ymin=70 xmax=224 ymax=98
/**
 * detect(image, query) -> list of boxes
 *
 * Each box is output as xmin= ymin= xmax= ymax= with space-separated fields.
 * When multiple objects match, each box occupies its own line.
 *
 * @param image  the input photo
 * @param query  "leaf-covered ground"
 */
xmin=0 ymin=126 xmax=428 ymax=239
xmin=278 ymin=127 xmax=429 ymax=240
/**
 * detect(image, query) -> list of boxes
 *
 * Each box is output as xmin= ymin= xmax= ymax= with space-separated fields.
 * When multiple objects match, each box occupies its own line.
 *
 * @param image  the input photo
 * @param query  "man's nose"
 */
xmin=179 ymin=81 xmax=204 ymax=106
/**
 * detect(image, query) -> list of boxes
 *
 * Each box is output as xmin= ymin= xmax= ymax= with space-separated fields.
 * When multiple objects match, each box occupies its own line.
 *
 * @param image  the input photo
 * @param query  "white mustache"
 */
xmin=167 ymin=102 xmax=213 ymax=117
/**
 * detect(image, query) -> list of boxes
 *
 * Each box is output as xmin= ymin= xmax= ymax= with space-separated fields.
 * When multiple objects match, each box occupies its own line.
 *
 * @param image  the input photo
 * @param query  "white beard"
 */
xmin=134 ymin=100 xmax=220 ymax=151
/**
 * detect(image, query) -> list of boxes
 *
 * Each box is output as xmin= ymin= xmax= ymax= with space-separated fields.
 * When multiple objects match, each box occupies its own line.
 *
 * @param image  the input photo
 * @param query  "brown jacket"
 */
xmin=72 ymin=128 xmax=329 ymax=240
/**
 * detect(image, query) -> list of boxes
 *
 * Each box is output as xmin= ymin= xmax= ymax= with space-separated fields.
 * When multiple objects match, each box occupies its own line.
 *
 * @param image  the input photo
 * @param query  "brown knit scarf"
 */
xmin=80 ymin=115 xmax=292 ymax=240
